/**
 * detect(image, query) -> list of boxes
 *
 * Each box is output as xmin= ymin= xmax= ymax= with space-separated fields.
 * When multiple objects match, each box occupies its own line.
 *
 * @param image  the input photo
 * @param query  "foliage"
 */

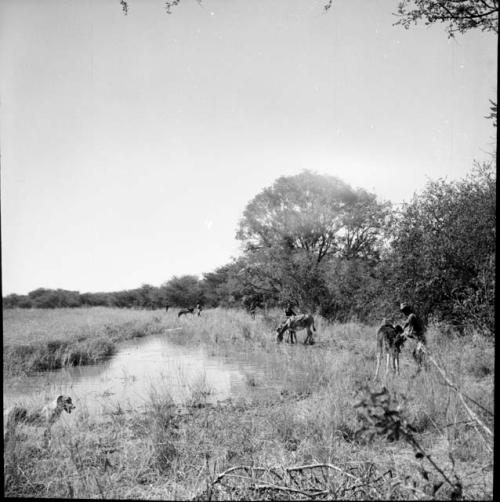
xmin=161 ymin=274 xmax=203 ymax=307
xmin=237 ymin=170 xmax=389 ymax=263
xmin=485 ymin=99 xmax=497 ymax=127
xmin=320 ymin=257 xmax=395 ymax=322
xmin=201 ymin=261 xmax=252 ymax=308
xmin=389 ymin=162 xmax=495 ymax=332
xmin=25 ymin=288 xmax=82 ymax=308
xmin=236 ymin=171 xmax=391 ymax=312
xmin=3 ymin=293 xmax=33 ymax=309
xmin=395 ymin=0 xmax=499 ymax=37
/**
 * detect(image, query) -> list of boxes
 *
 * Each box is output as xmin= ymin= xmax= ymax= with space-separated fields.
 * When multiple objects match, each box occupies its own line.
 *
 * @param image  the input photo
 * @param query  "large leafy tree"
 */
xmin=236 ymin=171 xmax=391 ymax=310
xmin=237 ymin=171 xmax=390 ymax=264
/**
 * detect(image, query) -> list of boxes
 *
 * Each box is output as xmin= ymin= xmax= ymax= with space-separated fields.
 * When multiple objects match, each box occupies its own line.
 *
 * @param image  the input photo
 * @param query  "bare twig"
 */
xmin=253 ymin=483 xmax=327 ymax=497
xmin=286 ymin=462 xmax=361 ymax=481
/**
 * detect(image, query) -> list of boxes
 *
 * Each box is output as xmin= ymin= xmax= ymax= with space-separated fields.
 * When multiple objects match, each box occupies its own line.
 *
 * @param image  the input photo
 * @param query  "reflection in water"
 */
xmin=3 ymin=334 xmax=273 ymax=417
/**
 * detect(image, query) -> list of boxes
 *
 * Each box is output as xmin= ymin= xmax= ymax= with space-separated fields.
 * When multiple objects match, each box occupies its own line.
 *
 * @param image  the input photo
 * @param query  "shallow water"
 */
xmin=3 ymin=331 xmax=280 ymax=417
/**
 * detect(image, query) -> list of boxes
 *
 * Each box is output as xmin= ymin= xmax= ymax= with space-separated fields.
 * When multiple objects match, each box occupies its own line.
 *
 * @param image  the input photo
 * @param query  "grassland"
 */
xmin=3 ymin=307 xmax=178 ymax=376
xmin=3 ymin=308 xmax=494 ymax=499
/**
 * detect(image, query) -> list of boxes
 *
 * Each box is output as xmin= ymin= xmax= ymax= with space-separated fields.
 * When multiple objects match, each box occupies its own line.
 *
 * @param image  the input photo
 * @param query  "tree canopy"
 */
xmin=235 ymin=171 xmax=391 ymax=311
xmin=237 ymin=171 xmax=390 ymax=264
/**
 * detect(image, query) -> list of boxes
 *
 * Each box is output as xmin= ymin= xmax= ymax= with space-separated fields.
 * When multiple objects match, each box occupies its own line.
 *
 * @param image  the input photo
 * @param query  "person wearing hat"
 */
xmin=400 ymin=302 xmax=426 ymax=369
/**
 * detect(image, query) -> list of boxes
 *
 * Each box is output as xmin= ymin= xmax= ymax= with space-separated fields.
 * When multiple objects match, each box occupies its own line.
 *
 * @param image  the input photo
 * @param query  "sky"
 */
xmin=0 ymin=0 xmax=497 ymax=295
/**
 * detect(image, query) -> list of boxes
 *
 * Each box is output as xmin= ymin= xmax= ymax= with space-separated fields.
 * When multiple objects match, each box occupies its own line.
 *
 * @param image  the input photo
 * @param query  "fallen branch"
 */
xmin=253 ymin=483 xmax=328 ymax=497
xmin=286 ymin=462 xmax=361 ymax=481
xmin=423 ymin=347 xmax=493 ymax=440
xmin=195 ymin=462 xmax=373 ymax=500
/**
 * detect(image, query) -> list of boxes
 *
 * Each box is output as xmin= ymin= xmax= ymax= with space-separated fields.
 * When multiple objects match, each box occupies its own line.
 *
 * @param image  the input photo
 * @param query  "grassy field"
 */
xmin=3 ymin=307 xmax=179 ymax=376
xmin=3 ymin=308 xmax=494 ymax=499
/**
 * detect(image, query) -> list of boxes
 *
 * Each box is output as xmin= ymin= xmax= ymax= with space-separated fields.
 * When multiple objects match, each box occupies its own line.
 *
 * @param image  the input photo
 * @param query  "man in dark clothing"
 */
xmin=400 ymin=303 xmax=426 ymax=343
xmin=284 ymin=303 xmax=296 ymax=318
xmin=400 ymin=302 xmax=426 ymax=369
xmin=279 ymin=302 xmax=297 ymax=343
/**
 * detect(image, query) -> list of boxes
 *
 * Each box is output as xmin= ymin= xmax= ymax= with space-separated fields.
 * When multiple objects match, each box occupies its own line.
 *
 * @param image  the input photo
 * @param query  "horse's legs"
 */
xmin=374 ymin=352 xmax=381 ymax=379
xmin=304 ymin=328 xmax=313 ymax=345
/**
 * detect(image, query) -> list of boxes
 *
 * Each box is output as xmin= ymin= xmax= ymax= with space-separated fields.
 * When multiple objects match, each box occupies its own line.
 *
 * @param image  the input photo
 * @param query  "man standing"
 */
xmin=284 ymin=302 xmax=296 ymax=318
xmin=400 ymin=302 xmax=426 ymax=369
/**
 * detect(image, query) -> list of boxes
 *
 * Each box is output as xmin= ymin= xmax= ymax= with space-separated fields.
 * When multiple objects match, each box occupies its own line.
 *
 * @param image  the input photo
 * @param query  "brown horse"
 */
xmin=178 ymin=307 xmax=195 ymax=318
xmin=276 ymin=314 xmax=316 ymax=345
xmin=374 ymin=321 xmax=406 ymax=379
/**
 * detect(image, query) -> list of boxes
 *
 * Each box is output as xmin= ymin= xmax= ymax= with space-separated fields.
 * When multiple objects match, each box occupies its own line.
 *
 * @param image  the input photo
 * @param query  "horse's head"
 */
xmin=276 ymin=320 xmax=289 ymax=342
xmin=394 ymin=325 xmax=407 ymax=350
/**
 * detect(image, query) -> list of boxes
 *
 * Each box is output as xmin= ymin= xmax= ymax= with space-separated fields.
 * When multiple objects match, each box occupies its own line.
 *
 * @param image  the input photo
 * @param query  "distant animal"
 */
xmin=276 ymin=314 xmax=316 ymax=345
xmin=4 ymin=395 xmax=75 ymax=444
xmin=242 ymin=295 xmax=263 ymax=319
xmin=374 ymin=320 xmax=406 ymax=379
xmin=249 ymin=307 xmax=256 ymax=319
xmin=195 ymin=303 xmax=202 ymax=316
xmin=248 ymin=302 xmax=261 ymax=319
xmin=178 ymin=307 xmax=195 ymax=318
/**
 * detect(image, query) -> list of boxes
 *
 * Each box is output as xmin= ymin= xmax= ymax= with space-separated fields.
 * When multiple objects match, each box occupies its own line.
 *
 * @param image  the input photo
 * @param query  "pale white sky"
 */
xmin=0 ymin=0 xmax=497 ymax=295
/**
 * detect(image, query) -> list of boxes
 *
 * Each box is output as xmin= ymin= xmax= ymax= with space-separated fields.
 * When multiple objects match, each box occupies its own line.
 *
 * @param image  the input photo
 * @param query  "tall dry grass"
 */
xmin=3 ymin=307 xmax=494 ymax=499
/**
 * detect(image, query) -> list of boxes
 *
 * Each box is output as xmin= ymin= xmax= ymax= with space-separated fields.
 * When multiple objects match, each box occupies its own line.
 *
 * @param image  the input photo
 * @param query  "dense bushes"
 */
xmin=388 ymin=162 xmax=495 ymax=332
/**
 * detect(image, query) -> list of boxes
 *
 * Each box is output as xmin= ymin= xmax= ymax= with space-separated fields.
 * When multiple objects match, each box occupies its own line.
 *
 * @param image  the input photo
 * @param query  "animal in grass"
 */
xmin=165 ymin=303 xmax=170 ymax=312
xmin=374 ymin=320 xmax=407 ymax=379
xmin=249 ymin=305 xmax=257 ymax=319
xmin=276 ymin=314 xmax=316 ymax=345
xmin=178 ymin=307 xmax=195 ymax=318
xmin=195 ymin=303 xmax=202 ymax=316
xmin=246 ymin=299 xmax=263 ymax=319
xmin=4 ymin=395 xmax=75 ymax=444
xmin=400 ymin=302 xmax=427 ymax=371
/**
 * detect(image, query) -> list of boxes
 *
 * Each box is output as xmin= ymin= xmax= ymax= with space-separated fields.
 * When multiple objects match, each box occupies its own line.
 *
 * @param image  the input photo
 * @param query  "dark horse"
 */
xmin=178 ymin=307 xmax=195 ymax=318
